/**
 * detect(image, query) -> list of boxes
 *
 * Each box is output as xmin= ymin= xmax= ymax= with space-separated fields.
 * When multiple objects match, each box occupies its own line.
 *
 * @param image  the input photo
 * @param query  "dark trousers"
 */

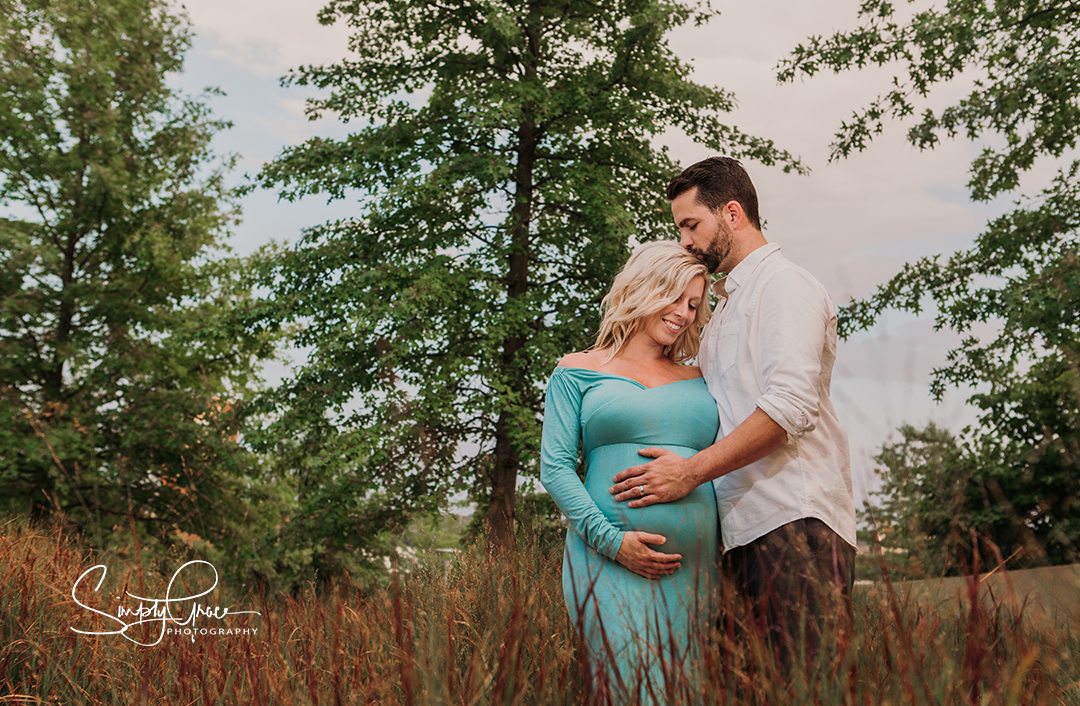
xmin=723 ymin=518 xmax=855 ymax=669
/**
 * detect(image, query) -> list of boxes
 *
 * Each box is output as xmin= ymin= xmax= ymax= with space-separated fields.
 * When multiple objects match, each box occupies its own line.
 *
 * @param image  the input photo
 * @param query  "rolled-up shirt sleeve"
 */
xmin=753 ymin=269 xmax=832 ymax=443
xmin=540 ymin=370 xmax=624 ymax=560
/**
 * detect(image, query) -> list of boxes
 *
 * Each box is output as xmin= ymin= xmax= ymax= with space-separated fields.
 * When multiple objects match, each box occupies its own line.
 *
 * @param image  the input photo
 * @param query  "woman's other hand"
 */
xmin=615 ymin=531 xmax=681 ymax=579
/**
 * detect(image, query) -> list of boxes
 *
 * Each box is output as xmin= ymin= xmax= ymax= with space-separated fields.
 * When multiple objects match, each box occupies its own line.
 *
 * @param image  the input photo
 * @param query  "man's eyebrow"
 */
xmin=677 ymin=217 xmax=696 ymax=228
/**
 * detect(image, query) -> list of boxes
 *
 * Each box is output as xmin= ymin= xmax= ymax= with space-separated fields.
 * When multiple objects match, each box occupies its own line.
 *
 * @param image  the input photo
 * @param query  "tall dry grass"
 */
xmin=2 ymin=519 xmax=1078 ymax=705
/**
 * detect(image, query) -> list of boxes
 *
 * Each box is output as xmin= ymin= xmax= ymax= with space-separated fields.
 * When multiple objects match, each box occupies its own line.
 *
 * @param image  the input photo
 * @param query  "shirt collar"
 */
xmin=712 ymin=242 xmax=781 ymax=298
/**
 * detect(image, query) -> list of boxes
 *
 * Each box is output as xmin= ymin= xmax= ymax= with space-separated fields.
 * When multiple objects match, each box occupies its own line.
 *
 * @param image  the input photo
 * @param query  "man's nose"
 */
xmin=679 ymin=230 xmax=693 ymax=249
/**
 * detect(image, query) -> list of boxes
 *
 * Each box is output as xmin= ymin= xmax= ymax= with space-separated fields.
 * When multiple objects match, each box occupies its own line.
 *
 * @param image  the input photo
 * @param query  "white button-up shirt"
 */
xmin=697 ymin=243 xmax=857 ymax=551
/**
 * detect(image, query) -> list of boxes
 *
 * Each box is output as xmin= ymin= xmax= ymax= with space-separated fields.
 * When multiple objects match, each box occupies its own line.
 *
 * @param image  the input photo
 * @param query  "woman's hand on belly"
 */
xmin=615 ymin=531 xmax=682 ymax=580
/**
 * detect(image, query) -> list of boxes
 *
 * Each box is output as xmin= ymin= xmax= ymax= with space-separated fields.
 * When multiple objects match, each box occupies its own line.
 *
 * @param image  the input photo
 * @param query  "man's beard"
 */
xmin=689 ymin=222 xmax=732 ymax=274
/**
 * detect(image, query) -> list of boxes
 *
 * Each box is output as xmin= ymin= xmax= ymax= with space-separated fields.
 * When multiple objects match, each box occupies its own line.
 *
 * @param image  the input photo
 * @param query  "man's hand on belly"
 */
xmin=609 ymin=448 xmax=697 ymax=508
xmin=611 ymin=409 xmax=788 ymax=507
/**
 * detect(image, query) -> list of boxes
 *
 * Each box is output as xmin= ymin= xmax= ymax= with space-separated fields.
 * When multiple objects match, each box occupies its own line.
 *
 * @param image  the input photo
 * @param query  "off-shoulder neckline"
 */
xmin=552 ymin=365 xmax=704 ymax=391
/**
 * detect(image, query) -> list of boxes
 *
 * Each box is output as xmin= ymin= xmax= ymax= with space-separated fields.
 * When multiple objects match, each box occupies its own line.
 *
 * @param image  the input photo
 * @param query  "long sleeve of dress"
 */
xmin=540 ymin=368 xmax=624 ymax=560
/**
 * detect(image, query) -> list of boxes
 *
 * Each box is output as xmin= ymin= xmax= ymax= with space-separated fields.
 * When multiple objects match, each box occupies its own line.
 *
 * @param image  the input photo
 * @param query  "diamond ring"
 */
xmin=637 ymin=485 xmax=645 ymax=496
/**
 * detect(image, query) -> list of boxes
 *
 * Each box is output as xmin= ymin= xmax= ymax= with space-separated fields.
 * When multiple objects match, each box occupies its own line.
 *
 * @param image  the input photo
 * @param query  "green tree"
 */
xmin=779 ymin=0 xmax=1080 ymax=565
xmin=250 ymin=0 xmax=803 ymax=546
xmin=866 ymin=419 xmax=1077 ymax=574
xmin=863 ymin=423 xmax=967 ymax=575
xmin=0 ymin=0 xmax=273 ymax=551
xmin=864 ymin=423 xmax=992 ymax=576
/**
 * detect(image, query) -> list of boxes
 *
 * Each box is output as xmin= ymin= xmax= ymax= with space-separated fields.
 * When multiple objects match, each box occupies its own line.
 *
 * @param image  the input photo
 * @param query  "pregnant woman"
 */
xmin=540 ymin=241 xmax=720 ymax=700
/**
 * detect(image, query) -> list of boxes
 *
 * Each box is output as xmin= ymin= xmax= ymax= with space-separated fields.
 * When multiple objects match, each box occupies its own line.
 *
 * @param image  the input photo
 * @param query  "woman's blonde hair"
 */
xmin=593 ymin=241 xmax=711 ymax=362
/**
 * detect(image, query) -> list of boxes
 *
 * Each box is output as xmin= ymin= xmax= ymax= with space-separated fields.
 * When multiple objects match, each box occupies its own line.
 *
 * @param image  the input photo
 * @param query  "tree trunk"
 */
xmin=29 ymin=228 xmax=79 ymax=522
xmin=487 ymin=114 xmax=538 ymax=548
xmin=487 ymin=10 xmax=541 ymax=545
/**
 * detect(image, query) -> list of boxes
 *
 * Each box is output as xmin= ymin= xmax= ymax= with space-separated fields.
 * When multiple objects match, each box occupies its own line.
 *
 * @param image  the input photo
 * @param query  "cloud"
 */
xmin=831 ymin=312 xmax=998 ymax=500
xmin=182 ymin=0 xmax=353 ymax=77
xmin=837 ymin=371 xmax=977 ymax=503
xmin=836 ymin=313 xmax=1003 ymax=386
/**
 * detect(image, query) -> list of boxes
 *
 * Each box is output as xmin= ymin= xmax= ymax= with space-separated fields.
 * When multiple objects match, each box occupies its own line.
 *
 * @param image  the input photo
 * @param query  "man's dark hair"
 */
xmin=666 ymin=157 xmax=762 ymax=230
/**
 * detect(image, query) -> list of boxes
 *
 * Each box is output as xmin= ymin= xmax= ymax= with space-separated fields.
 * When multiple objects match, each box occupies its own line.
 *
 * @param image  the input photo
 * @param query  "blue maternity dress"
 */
xmin=540 ymin=366 xmax=721 ymax=697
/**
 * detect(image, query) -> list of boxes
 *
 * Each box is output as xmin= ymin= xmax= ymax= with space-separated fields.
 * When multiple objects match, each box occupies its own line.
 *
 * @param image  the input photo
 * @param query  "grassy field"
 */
xmin=2 ymin=520 xmax=1078 ymax=705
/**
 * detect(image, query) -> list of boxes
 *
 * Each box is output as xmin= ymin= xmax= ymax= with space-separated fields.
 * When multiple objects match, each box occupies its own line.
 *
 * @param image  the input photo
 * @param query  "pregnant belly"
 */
xmin=583 ymin=443 xmax=718 ymax=559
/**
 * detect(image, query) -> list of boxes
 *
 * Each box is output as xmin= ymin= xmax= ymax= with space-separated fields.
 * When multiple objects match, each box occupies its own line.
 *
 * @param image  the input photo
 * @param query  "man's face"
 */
xmin=671 ymin=187 xmax=733 ymax=275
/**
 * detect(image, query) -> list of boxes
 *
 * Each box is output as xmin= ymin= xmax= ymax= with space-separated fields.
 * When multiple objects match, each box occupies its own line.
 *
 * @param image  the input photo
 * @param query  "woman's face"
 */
xmin=640 ymin=275 xmax=706 ymax=348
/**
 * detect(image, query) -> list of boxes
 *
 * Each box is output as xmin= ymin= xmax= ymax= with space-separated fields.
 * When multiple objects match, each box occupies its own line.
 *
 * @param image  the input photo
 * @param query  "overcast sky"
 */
xmin=174 ymin=0 xmax=1016 ymax=504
